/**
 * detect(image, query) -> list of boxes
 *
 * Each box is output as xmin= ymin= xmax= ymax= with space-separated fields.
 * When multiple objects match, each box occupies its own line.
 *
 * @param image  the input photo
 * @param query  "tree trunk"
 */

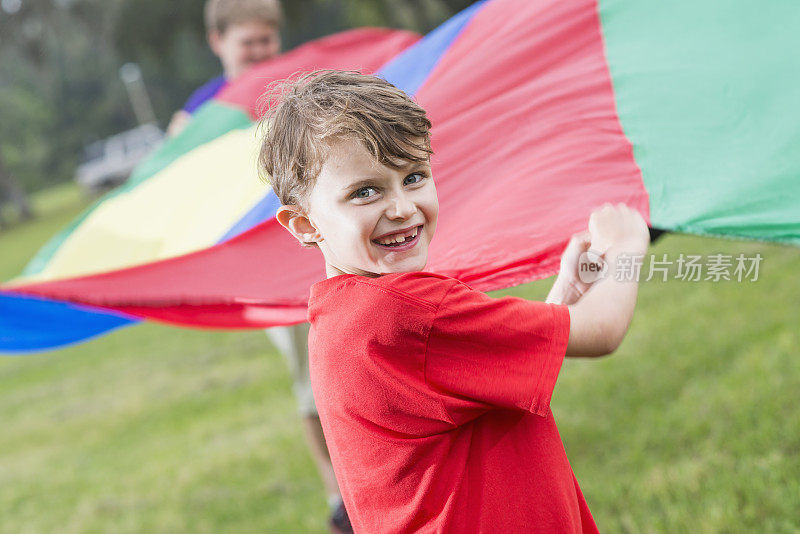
xmin=0 ymin=153 xmax=34 ymax=224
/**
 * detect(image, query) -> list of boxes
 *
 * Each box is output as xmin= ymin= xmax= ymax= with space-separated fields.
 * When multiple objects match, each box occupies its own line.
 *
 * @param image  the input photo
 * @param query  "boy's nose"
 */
xmin=386 ymin=193 xmax=417 ymax=220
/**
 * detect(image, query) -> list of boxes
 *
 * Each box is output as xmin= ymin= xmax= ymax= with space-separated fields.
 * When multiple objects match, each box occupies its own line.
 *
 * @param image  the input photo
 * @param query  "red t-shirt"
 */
xmin=307 ymin=271 xmax=598 ymax=533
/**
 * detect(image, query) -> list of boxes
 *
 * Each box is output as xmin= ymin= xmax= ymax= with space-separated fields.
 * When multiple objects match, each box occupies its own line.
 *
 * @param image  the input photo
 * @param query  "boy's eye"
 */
xmin=354 ymin=187 xmax=378 ymax=199
xmin=404 ymin=173 xmax=424 ymax=186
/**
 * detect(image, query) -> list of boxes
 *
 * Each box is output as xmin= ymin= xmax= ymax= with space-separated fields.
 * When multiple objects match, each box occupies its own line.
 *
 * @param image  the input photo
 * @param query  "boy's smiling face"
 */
xmin=286 ymin=138 xmax=438 ymax=278
xmin=210 ymin=21 xmax=281 ymax=79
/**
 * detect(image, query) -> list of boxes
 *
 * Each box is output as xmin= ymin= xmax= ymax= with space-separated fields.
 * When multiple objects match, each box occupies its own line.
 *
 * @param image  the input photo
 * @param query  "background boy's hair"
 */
xmin=258 ymin=70 xmax=432 ymax=207
xmin=204 ymin=0 xmax=283 ymax=34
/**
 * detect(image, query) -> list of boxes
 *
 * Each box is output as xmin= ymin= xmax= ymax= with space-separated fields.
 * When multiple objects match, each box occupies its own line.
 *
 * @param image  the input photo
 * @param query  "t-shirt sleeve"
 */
xmin=425 ymin=280 xmax=570 ymax=422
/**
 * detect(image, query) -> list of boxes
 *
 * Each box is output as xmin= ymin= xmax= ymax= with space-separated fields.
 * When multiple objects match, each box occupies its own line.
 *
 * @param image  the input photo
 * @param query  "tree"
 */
xmin=0 ymin=151 xmax=33 ymax=229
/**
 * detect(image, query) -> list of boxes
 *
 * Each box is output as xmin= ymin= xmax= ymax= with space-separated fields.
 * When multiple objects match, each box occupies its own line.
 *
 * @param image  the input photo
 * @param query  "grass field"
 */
xmin=1 ymin=184 xmax=798 ymax=533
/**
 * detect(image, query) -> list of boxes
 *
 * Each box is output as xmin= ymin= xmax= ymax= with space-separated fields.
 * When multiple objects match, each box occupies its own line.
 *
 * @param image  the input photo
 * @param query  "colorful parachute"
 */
xmin=2 ymin=0 xmax=799 ymax=353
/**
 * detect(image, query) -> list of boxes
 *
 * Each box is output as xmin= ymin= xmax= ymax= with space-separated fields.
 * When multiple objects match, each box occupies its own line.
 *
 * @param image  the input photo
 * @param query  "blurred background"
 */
xmin=1 ymin=1 xmax=799 ymax=533
xmin=0 ymin=0 xmax=471 ymax=218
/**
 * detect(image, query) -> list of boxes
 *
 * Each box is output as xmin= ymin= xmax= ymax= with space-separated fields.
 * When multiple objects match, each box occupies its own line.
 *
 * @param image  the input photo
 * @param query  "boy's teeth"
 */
xmin=377 ymin=227 xmax=419 ymax=246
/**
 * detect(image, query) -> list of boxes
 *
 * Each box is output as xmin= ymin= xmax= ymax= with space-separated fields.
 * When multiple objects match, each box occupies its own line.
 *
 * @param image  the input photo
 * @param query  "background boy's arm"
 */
xmin=549 ymin=204 xmax=650 ymax=358
xmin=166 ymin=110 xmax=191 ymax=137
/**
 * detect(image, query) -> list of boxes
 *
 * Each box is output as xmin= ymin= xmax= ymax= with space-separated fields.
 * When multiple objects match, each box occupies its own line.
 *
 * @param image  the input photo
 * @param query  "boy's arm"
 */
xmin=558 ymin=204 xmax=649 ymax=357
xmin=566 ymin=246 xmax=642 ymax=357
xmin=167 ymin=110 xmax=191 ymax=137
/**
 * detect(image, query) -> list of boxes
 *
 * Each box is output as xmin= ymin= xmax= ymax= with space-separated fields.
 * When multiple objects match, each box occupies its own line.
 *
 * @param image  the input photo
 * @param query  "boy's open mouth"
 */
xmin=372 ymin=225 xmax=423 ymax=250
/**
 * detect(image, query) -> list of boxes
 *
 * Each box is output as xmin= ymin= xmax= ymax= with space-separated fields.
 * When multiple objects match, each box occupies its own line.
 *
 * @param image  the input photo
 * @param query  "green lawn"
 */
xmin=1 ymin=184 xmax=798 ymax=533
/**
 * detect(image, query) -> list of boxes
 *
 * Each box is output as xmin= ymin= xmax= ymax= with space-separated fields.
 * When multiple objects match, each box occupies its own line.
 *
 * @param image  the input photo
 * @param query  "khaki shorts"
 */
xmin=265 ymin=323 xmax=317 ymax=416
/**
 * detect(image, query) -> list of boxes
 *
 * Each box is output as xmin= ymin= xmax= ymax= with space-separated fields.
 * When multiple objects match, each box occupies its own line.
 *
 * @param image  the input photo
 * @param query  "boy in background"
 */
xmin=261 ymin=70 xmax=650 ymax=532
xmin=166 ymin=0 xmax=281 ymax=136
xmin=167 ymin=2 xmax=350 ymax=531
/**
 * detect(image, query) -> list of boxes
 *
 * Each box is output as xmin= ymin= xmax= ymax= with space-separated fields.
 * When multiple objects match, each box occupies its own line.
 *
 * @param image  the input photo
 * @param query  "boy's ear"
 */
xmin=207 ymin=30 xmax=223 ymax=57
xmin=276 ymin=205 xmax=323 ymax=247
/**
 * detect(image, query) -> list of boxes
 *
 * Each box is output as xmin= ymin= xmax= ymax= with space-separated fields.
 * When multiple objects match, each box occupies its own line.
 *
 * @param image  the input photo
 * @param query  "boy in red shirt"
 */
xmin=259 ymin=70 xmax=649 ymax=533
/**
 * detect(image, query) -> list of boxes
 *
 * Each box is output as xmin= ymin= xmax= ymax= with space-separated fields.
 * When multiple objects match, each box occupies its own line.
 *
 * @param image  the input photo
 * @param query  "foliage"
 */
xmin=0 ymin=0 xmax=133 ymax=191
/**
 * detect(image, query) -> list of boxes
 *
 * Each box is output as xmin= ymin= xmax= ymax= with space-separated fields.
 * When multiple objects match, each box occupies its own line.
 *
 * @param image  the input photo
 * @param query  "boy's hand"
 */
xmin=564 ymin=203 xmax=649 ymax=357
xmin=588 ymin=203 xmax=649 ymax=257
xmin=546 ymin=231 xmax=595 ymax=305
xmin=547 ymin=204 xmax=648 ymax=306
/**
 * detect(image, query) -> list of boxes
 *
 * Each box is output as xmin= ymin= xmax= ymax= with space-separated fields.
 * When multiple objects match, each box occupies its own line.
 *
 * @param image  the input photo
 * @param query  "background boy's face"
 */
xmin=209 ymin=21 xmax=281 ymax=79
xmin=306 ymin=138 xmax=438 ymax=278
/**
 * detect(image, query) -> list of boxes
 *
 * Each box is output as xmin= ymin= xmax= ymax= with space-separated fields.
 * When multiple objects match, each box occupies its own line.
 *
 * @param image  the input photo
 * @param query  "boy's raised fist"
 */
xmin=588 ymin=203 xmax=649 ymax=256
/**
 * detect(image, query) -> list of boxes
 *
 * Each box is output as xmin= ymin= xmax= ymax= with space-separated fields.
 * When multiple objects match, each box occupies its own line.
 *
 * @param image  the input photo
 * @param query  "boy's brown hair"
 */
xmin=204 ymin=0 xmax=283 ymax=34
xmin=258 ymin=70 xmax=433 ymax=207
